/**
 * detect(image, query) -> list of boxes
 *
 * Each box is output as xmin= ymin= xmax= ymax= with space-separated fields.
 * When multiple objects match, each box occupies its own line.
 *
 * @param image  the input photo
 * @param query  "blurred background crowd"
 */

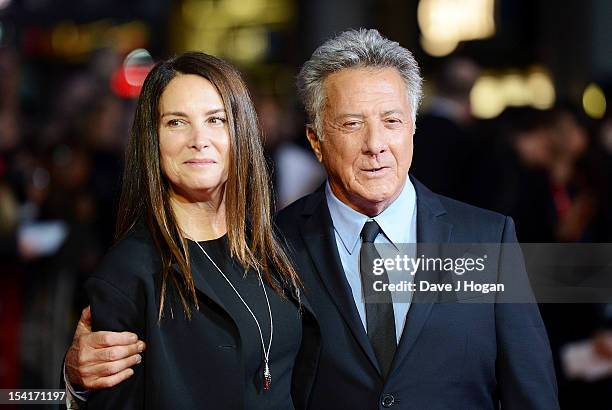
xmin=0 ymin=0 xmax=611 ymax=408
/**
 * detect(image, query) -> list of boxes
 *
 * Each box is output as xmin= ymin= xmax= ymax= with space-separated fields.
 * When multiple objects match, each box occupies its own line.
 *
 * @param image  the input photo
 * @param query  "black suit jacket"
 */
xmin=83 ymin=224 xmax=321 ymax=410
xmin=275 ymin=176 xmax=559 ymax=410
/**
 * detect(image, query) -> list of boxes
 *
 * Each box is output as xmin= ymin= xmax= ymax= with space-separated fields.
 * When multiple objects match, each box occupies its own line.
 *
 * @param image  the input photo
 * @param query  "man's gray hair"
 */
xmin=297 ymin=28 xmax=423 ymax=139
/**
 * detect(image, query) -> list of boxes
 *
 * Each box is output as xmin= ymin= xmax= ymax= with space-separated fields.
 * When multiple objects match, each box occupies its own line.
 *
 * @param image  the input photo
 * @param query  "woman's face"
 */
xmin=158 ymin=74 xmax=230 ymax=202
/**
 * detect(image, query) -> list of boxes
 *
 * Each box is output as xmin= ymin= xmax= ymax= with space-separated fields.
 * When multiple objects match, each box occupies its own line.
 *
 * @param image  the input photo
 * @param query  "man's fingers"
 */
xmin=73 ymin=331 xmax=144 ymax=373
xmin=81 ymin=306 xmax=92 ymax=325
xmin=75 ymin=307 xmax=92 ymax=333
xmin=87 ymin=368 xmax=136 ymax=390
xmin=92 ymin=342 xmax=146 ymax=363
xmin=82 ymin=354 xmax=142 ymax=379
xmin=89 ymin=331 xmax=139 ymax=348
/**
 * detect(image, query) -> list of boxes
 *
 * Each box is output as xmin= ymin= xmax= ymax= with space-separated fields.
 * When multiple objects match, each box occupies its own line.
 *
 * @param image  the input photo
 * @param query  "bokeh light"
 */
xmin=582 ymin=83 xmax=607 ymax=119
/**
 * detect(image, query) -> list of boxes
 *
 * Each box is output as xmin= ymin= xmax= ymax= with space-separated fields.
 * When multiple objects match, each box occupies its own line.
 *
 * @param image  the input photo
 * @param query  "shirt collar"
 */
xmin=325 ymin=177 xmax=417 ymax=254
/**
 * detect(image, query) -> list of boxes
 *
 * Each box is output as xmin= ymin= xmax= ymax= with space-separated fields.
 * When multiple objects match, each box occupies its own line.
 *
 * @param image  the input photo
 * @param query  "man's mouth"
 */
xmin=363 ymin=166 xmax=388 ymax=173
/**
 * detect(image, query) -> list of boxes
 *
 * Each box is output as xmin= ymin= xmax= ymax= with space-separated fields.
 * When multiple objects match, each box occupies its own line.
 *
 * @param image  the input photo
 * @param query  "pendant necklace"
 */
xmin=194 ymin=240 xmax=274 ymax=391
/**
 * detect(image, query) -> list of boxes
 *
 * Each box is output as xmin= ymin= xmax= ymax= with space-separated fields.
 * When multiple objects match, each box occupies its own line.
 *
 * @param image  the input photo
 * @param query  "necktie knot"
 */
xmin=361 ymin=220 xmax=381 ymax=243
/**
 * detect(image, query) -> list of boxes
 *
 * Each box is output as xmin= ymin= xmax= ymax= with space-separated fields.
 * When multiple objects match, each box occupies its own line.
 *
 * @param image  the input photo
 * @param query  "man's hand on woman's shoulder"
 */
xmin=65 ymin=306 xmax=146 ymax=390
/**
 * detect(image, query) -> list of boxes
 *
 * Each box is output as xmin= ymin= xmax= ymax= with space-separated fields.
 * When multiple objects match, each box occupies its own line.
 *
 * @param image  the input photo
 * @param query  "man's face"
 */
xmin=308 ymin=67 xmax=415 ymax=216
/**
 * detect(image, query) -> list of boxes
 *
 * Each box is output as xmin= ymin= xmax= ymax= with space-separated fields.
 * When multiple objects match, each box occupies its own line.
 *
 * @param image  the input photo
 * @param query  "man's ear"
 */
xmin=306 ymin=127 xmax=323 ymax=162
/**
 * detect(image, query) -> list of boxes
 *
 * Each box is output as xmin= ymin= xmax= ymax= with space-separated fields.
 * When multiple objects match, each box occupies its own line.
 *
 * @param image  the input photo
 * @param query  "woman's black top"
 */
xmin=191 ymin=236 xmax=301 ymax=409
xmin=84 ymin=224 xmax=320 ymax=410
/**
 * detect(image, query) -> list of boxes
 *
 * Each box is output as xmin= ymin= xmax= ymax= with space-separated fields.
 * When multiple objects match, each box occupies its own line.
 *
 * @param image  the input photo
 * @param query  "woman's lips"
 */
xmin=184 ymin=159 xmax=216 ymax=166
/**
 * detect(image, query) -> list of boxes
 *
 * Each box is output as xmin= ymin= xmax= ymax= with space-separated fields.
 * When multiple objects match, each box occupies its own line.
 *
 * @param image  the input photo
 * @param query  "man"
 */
xmin=64 ymin=29 xmax=559 ymax=409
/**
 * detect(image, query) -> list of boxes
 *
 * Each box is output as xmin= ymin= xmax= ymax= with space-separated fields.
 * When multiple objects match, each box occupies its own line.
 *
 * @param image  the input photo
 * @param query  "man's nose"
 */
xmin=363 ymin=122 xmax=387 ymax=154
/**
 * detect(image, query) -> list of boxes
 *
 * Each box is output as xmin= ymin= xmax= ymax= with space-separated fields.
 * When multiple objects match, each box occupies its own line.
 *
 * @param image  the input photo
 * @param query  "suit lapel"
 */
xmin=389 ymin=177 xmax=453 ymax=376
xmin=298 ymin=189 xmax=381 ymax=375
xmin=172 ymin=256 xmax=230 ymax=316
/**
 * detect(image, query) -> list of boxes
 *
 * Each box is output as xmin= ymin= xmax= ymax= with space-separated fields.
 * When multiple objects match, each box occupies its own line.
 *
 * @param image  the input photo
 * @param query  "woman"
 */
xmin=86 ymin=52 xmax=320 ymax=409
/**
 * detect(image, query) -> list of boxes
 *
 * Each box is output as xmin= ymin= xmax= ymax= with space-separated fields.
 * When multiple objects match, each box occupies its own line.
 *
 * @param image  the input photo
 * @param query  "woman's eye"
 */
xmin=167 ymin=119 xmax=183 ymax=127
xmin=209 ymin=117 xmax=227 ymax=125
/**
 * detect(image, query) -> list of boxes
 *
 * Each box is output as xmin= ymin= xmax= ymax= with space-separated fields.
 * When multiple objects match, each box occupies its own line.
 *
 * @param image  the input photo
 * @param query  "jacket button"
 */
xmin=381 ymin=394 xmax=395 ymax=408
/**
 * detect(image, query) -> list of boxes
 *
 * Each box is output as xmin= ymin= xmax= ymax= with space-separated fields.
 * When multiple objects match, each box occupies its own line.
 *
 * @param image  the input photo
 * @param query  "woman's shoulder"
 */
xmin=91 ymin=222 xmax=161 ymax=287
xmin=86 ymin=223 xmax=158 ymax=331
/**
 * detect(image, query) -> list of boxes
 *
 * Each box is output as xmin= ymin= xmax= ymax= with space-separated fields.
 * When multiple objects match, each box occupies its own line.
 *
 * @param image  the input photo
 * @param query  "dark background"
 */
xmin=1 ymin=0 xmax=611 ymax=408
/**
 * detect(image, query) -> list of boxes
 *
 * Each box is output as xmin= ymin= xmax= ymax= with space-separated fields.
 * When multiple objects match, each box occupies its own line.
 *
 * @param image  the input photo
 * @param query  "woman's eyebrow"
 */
xmin=160 ymin=111 xmax=188 ymax=118
xmin=160 ymin=108 xmax=226 ymax=118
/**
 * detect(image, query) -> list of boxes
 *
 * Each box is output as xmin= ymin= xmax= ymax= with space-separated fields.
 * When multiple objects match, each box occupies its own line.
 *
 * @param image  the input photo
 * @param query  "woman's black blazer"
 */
xmin=84 ymin=224 xmax=321 ymax=410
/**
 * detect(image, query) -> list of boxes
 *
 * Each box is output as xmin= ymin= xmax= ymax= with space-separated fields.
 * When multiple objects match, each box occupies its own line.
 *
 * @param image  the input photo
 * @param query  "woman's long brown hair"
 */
xmin=115 ymin=52 xmax=301 ymax=320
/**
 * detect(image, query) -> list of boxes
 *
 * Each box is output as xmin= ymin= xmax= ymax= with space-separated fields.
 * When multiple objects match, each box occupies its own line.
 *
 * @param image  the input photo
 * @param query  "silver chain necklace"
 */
xmin=193 ymin=240 xmax=274 ymax=391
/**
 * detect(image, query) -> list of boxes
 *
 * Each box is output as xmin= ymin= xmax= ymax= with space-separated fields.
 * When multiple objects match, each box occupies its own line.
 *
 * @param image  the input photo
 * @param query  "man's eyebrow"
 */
xmin=160 ymin=108 xmax=226 ymax=118
xmin=334 ymin=113 xmax=365 ymax=121
xmin=381 ymin=109 xmax=406 ymax=116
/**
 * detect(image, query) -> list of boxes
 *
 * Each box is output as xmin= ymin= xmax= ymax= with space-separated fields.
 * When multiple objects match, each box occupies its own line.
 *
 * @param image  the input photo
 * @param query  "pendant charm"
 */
xmin=263 ymin=361 xmax=272 ymax=391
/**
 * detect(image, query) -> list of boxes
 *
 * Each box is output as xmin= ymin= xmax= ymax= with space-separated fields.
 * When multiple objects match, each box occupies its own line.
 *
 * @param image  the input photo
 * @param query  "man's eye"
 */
xmin=343 ymin=121 xmax=360 ymax=128
xmin=386 ymin=118 xmax=401 ymax=124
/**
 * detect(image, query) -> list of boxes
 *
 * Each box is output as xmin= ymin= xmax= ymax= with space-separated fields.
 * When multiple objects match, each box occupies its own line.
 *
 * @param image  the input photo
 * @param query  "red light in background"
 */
xmin=110 ymin=64 xmax=151 ymax=98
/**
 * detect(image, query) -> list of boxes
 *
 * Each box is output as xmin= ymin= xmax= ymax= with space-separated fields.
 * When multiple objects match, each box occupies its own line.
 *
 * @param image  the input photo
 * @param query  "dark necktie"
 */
xmin=359 ymin=220 xmax=396 ymax=378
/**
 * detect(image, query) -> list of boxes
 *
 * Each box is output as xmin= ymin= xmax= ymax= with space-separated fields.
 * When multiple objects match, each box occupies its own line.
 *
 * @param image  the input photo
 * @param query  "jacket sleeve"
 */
xmin=59 ymin=355 xmax=89 ymax=409
xmin=84 ymin=274 xmax=146 ymax=410
xmin=495 ymin=216 xmax=559 ymax=409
